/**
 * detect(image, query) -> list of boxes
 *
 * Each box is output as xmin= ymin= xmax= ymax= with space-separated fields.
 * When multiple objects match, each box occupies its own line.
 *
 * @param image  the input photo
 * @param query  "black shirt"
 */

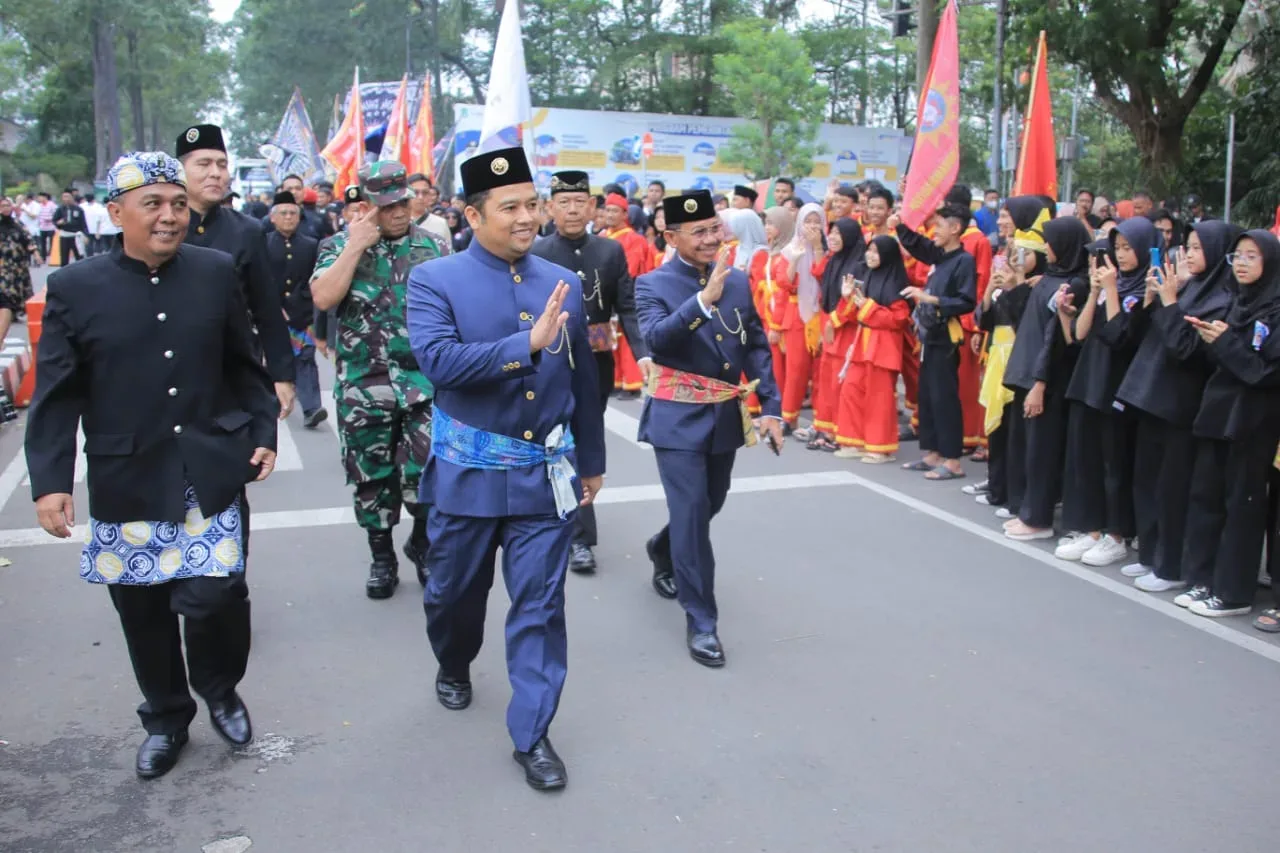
xmin=894 ymin=225 xmax=977 ymax=347
xmin=265 ymin=230 xmax=319 ymax=331
xmin=530 ymin=230 xmax=647 ymax=359
xmin=186 ymin=203 xmax=295 ymax=383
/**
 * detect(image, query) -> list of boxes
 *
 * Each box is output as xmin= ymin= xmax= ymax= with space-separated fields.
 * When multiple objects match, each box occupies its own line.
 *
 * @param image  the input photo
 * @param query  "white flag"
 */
xmin=478 ymin=0 xmax=532 ymax=153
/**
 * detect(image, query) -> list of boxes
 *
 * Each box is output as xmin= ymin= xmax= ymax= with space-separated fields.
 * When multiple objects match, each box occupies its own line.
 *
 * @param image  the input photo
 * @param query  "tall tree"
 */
xmin=714 ymin=20 xmax=827 ymax=179
xmin=1010 ymin=0 xmax=1246 ymax=191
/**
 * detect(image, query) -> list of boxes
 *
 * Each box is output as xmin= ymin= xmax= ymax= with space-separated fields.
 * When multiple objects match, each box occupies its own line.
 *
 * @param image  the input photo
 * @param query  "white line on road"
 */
xmin=0 ymin=470 xmax=859 ymax=550
xmin=273 ymin=421 xmax=303 ymax=471
xmin=0 ymin=438 xmax=27 ymax=514
xmin=844 ymin=472 xmax=1280 ymax=668
xmin=603 ymin=406 xmax=650 ymax=450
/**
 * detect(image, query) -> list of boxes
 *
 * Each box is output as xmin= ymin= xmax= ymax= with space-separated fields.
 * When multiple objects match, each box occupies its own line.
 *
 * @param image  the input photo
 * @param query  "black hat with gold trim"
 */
xmin=549 ymin=170 xmax=590 ymax=195
xmin=460 ymin=146 xmax=534 ymax=197
xmin=175 ymin=124 xmax=226 ymax=158
xmin=663 ymin=190 xmax=716 ymax=226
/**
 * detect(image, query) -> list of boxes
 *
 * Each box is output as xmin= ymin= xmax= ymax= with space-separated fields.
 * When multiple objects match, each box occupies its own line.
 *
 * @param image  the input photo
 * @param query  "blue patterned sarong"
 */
xmin=431 ymin=408 xmax=579 ymax=519
xmin=80 ymin=483 xmax=245 ymax=585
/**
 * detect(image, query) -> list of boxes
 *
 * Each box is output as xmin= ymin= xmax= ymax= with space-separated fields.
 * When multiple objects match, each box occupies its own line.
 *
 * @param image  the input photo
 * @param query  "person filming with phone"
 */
xmin=634 ymin=189 xmax=783 ymax=669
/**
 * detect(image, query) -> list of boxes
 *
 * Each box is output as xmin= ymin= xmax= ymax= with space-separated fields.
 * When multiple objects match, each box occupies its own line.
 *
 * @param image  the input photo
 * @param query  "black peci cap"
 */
xmin=733 ymin=184 xmax=759 ymax=203
xmin=175 ymin=124 xmax=226 ymax=158
xmin=460 ymin=147 xmax=534 ymax=197
xmin=663 ymin=190 xmax=716 ymax=226
xmin=549 ymin=170 xmax=590 ymax=195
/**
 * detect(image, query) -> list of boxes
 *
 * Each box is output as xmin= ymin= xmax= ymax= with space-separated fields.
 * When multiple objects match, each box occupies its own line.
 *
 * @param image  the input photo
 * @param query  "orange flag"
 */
xmin=900 ymin=0 xmax=961 ymax=230
xmin=320 ymin=67 xmax=366 ymax=193
xmin=1013 ymin=31 xmax=1057 ymax=199
xmin=380 ymin=75 xmax=412 ymax=170
xmin=409 ymin=74 xmax=436 ymax=179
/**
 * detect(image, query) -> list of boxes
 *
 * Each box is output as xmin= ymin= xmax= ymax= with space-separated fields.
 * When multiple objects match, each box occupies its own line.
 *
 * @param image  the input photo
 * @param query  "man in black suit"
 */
xmin=265 ymin=191 xmax=325 ymax=428
xmin=176 ymin=124 xmax=296 ymax=419
xmin=25 ymin=151 xmax=280 ymax=781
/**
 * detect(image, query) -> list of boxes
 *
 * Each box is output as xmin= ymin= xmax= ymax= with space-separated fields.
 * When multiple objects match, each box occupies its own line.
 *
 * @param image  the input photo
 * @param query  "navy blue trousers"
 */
xmin=651 ymin=448 xmax=736 ymax=634
xmin=423 ymin=508 xmax=573 ymax=752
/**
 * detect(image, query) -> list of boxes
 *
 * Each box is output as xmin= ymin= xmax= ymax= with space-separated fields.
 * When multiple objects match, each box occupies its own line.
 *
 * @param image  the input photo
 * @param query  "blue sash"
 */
xmin=431 ymin=408 xmax=579 ymax=518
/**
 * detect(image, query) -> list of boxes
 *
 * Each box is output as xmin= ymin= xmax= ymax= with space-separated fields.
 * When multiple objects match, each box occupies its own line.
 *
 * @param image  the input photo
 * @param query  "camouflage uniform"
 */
xmin=310 ymin=162 xmax=439 ymax=597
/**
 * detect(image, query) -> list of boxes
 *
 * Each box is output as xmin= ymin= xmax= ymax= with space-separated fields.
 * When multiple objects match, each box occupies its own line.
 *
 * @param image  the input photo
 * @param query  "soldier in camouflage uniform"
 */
xmin=310 ymin=162 xmax=440 ymax=599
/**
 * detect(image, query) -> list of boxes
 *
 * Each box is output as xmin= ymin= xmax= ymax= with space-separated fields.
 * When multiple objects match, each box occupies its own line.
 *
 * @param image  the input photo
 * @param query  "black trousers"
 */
xmin=1132 ymin=414 xmax=1195 ymax=579
xmin=574 ymin=350 xmax=615 ymax=548
xmin=108 ymin=574 xmax=251 ymax=735
xmin=39 ymin=230 xmax=53 ymax=258
xmin=985 ymin=408 xmax=1012 ymax=507
xmin=917 ymin=342 xmax=963 ymax=460
xmin=1009 ymin=384 xmax=1069 ymax=529
xmin=1183 ymin=434 xmax=1277 ymax=604
xmin=1267 ymin=469 xmax=1280 ymax=607
xmin=1061 ymin=402 xmax=1136 ymax=538
xmin=58 ymin=234 xmax=81 ymax=266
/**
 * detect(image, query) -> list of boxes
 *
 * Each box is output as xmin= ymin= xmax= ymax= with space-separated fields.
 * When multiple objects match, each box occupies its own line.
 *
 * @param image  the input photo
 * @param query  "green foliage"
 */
xmin=713 ymin=20 xmax=826 ymax=179
xmin=1008 ymin=0 xmax=1247 ymax=190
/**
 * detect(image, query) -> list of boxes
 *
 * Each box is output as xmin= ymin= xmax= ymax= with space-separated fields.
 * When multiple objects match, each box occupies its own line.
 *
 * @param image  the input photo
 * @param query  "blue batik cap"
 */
xmin=105 ymin=151 xmax=187 ymax=203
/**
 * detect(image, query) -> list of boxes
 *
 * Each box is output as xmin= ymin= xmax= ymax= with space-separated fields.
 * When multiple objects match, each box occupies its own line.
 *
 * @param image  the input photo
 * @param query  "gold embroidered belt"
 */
xmin=587 ymin=322 xmax=616 ymax=353
xmin=645 ymin=364 xmax=759 ymax=447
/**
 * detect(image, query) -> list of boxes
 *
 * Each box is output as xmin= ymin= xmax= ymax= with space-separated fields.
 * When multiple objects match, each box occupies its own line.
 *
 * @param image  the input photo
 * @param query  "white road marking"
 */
xmin=273 ymin=420 xmax=303 ymax=471
xmin=0 ymin=439 xmax=28 ymax=513
xmin=603 ymin=406 xmax=650 ymax=450
xmin=321 ymin=392 xmax=339 ymax=435
xmin=0 ymin=471 xmax=859 ymax=549
xmin=844 ymin=471 xmax=1280 ymax=667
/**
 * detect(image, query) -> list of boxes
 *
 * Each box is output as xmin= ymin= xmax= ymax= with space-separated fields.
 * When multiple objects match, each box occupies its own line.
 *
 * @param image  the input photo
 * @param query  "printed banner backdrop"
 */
xmin=346 ymin=82 xmax=427 ymax=134
xmin=449 ymin=104 xmax=908 ymax=198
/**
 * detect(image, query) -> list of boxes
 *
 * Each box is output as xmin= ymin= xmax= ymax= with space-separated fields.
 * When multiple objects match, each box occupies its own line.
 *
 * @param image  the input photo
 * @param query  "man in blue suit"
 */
xmin=406 ymin=146 xmax=605 ymax=791
xmin=636 ymin=190 xmax=784 ymax=668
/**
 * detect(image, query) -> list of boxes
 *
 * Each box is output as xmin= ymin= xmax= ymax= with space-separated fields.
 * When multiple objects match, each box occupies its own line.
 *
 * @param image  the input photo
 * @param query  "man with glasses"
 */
xmin=531 ymin=170 xmax=645 ymax=574
xmin=634 ymin=190 xmax=784 ymax=667
xmin=310 ymin=161 xmax=440 ymax=599
xmin=408 ymin=172 xmax=451 ymax=255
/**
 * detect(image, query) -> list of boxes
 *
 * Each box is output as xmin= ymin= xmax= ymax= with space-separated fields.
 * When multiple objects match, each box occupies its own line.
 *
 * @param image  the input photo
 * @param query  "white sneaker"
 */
xmin=975 ymin=493 xmax=995 ymax=506
xmin=1054 ymin=533 xmax=1099 ymax=561
xmin=1134 ymin=573 xmax=1186 ymax=593
xmin=1058 ymin=532 xmax=1080 ymax=546
xmin=961 ymin=480 xmax=990 ymax=496
xmin=1189 ymin=596 xmax=1252 ymax=618
xmin=1173 ymin=585 xmax=1211 ymax=608
xmin=1081 ymin=536 xmax=1128 ymax=567
xmin=1120 ymin=562 xmax=1151 ymax=578
xmin=994 ymin=507 xmax=1015 ymax=520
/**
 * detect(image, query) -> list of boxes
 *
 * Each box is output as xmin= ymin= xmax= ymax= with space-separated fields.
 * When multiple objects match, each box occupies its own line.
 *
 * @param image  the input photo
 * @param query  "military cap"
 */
xmin=175 ymin=124 xmax=226 ymax=158
xmin=460 ymin=146 xmax=534 ymax=197
xmin=549 ymin=170 xmax=590 ymax=195
xmin=106 ymin=151 xmax=186 ymax=202
xmin=733 ymin=184 xmax=758 ymax=203
xmin=664 ymin=190 xmax=716 ymax=226
xmin=358 ymin=161 xmax=411 ymax=207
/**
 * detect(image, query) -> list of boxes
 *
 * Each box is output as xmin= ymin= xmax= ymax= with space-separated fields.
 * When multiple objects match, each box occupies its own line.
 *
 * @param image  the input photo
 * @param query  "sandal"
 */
xmin=793 ymin=426 xmax=817 ymax=443
xmin=901 ymin=459 xmax=932 ymax=471
xmin=807 ymin=436 xmax=838 ymax=452
xmin=1253 ymin=608 xmax=1280 ymax=634
xmin=924 ymin=466 xmax=964 ymax=481
xmin=972 ymin=448 xmax=988 ymax=462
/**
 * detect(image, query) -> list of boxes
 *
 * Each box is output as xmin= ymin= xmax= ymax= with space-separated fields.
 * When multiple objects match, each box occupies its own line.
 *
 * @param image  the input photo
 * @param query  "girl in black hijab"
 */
xmin=1053 ymin=217 xmax=1158 ymax=566
xmin=974 ymin=196 xmax=1048 ymax=512
xmin=812 ymin=218 xmax=867 ymax=451
xmin=1115 ymin=220 xmax=1241 ymax=591
xmin=1179 ymin=230 xmax=1280 ymax=618
xmin=1001 ymin=216 xmax=1092 ymax=541
xmin=833 ymin=235 xmax=911 ymax=462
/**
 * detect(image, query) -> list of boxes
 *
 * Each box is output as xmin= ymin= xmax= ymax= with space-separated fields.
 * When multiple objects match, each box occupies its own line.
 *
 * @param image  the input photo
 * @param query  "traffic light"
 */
xmin=893 ymin=0 xmax=915 ymax=38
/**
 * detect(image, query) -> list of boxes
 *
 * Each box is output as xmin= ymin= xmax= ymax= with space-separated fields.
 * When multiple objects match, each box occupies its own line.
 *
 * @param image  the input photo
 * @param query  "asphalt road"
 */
xmin=2 ymin=264 xmax=1278 ymax=852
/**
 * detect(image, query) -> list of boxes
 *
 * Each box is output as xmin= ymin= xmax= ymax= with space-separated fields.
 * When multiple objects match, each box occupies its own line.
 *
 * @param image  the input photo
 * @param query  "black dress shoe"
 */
xmin=568 ymin=542 xmax=597 ymax=574
xmin=513 ymin=736 xmax=567 ymax=791
xmin=435 ymin=670 xmax=472 ymax=710
xmin=209 ymin=693 xmax=253 ymax=746
xmin=687 ymin=630 xmax=726 ymax=668
xmin=303 ymin=408 xmax=328 ymax=429
xmin=136 ymin=730 xmax=188 ymax=779
xmin=646 ymin=535 xmax=678 ymax=599
xmin=403 ymin=536 xmax=429 ymax=587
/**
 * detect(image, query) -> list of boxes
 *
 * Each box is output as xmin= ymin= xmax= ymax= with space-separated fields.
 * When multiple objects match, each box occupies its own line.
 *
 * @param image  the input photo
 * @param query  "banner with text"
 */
xmin=449 ymin=104 xmax=908 ymax=198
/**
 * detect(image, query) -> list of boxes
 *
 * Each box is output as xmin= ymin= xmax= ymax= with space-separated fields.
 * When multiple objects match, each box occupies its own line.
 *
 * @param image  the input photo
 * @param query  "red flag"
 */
xmin=409 ymin=75 xmax=436 ymax=179
xmin=901 ymin=0 xmax=961 ymax=230
xmin=1013 ymin=32 xmax=1058 ymax=199
xmin=380 ymin=75 xmax=412 ymax=170
xmin=320 ymin=67 xmax=366 ymax=193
